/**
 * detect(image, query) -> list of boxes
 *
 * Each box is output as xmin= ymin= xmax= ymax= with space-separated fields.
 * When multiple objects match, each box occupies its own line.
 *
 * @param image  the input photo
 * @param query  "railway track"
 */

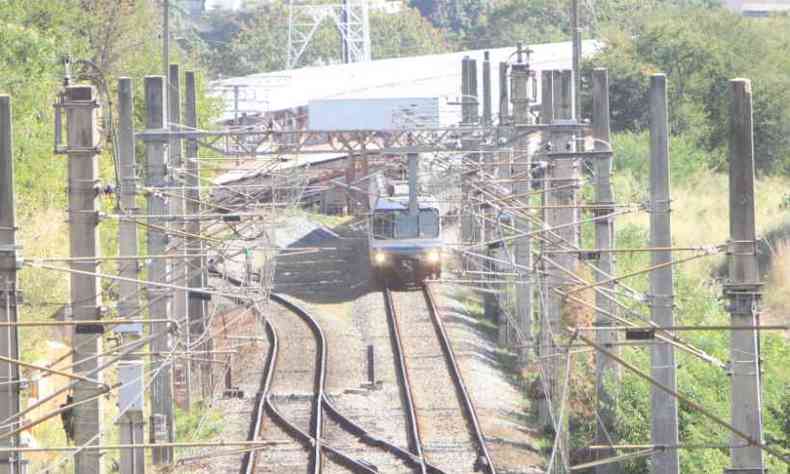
xmin=384 ymin=285 xmax=496 ymax=474
xmin=241 ymin=294 xmax=385 ymax=474
xmin=223 ymin=260 xmax=495 ymax=473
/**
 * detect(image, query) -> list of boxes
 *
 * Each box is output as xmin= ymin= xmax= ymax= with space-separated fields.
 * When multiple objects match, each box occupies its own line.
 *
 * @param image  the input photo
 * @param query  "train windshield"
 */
xmin=372 ymin=209 xmax=439 ymax=239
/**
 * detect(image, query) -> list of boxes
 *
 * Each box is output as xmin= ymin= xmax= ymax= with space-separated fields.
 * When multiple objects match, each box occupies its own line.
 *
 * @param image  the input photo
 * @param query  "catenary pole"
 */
xmin=116 ymin=78 xmax=146 ymax=474
xmin=541 ymin=70 xmax=554 ymax=125
xmin=162 ymin=0 xmax=169 ymax=84
xmin=495 ymin=61 xmax=511 ymax=347
xmin=184 ymin=71 xmax=211 ymax=401
xmin=536 ymin=68 xmax=553 ymax=414
xmin=144 ymin=76 xmax=175 ymax=465
xmin=511 ymin=52 xmax=532 ymax=367
xmin=168 ymin=64 xmax=190 ymax=411
xmin=648 ymin=74 xmax=680 ymax=474
xmin=498 ymin=62 xmax=509 ymax=124
xmin=724 ymin=78 xmax=765 ymax=474
xmin=460 ymin=57 xmax=480 ymax=245
xmin=571 ymin=0 xmax=581 ymax=119
xmin=481 ymin=50 xmax=495 ymax=326
xmin=0 ymin=96 xmax=24 ymax=474
xmin=591 ymin=68 xmax=621 ymax=474
xmin=543 ymin=70 xmax=576 ymax=473
xmin=461 ymin=57 xmax=472 ymax=243
xmin=482 ymin=51 xmax=492 ymax=125
xmin=64 ymin=85 xmax=104 ymax=474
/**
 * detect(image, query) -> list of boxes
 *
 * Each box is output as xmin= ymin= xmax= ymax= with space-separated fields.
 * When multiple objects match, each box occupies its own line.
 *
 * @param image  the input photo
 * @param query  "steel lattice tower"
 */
xmin=287 ymin=0 xmax=371 ymax=69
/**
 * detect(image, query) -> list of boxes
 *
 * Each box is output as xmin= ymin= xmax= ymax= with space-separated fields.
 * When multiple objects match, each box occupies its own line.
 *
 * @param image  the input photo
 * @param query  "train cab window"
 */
xmin=372 ymin=212 xmax=396 ymax=239
xmin=372 ymin=209 xmax=440 ymax=239
xmin=395 ymin=213 xmax=420 ymax=238
xmin=419 ymin=209 xmax=439 ymax=238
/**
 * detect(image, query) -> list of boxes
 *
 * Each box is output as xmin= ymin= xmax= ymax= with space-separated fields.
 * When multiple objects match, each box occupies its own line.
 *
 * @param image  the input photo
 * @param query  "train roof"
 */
xmin=373 ymin=196 xmax=440 ymax=211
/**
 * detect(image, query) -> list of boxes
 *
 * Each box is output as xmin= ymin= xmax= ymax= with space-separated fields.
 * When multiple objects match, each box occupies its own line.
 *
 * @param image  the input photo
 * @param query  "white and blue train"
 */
xmin=368 ymin=179 xmax=444 ymax=285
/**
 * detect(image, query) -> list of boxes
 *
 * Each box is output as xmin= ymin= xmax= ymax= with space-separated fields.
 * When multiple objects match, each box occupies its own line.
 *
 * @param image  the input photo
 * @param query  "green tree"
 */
xmin=472 ymin=0 xmax=567 ymax=48
xmin=470 ymin=0 xmax=723 ymax=50
xmin=201 ymin=4 xmax=450 ymax=77
xmin=588 ymin=7 xmax=790 ymax=174
xmin=370 ymin=7 xmax=450 ymax=59
xmin=409 ymin=0 xmax=486 ymax=43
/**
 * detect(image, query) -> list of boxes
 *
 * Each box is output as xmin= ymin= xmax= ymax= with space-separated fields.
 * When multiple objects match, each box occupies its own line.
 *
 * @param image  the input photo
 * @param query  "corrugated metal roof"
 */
xmin=211 ymin=40 xmax=600 ymax=123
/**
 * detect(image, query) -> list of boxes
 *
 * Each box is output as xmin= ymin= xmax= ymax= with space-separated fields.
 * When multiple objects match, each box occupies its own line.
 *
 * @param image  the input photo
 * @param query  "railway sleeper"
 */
xmin=322 ymin=396 xmax=427 ymax=468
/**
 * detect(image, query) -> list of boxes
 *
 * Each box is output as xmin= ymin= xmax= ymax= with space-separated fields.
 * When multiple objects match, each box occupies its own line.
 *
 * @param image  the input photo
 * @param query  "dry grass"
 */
xmin=16 ymin=208 xmax=122 ymax=472
xmin=616 ymin=171 xmax=790 ymax=273
xmin=763 ymin=240 xmax=790 ymax=336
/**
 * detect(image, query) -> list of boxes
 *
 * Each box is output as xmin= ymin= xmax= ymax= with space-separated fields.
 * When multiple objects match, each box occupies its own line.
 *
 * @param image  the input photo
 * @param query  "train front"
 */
xmin=369 ymin=199 xmax=443 ymax=284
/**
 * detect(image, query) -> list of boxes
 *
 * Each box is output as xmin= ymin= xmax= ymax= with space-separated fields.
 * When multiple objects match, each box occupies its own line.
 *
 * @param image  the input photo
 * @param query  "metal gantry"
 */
xmin=287 ymin=0 xmax=371 ymax=69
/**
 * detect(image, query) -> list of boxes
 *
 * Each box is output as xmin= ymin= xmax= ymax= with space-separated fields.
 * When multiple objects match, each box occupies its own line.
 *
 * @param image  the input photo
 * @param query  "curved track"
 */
xmin=242 ymin=291 xmax=425 ymax=474
xmin=226 ymin=269 xmax=495 ymax=473
xmin=384 ymin=285 xmax=496 ymax=474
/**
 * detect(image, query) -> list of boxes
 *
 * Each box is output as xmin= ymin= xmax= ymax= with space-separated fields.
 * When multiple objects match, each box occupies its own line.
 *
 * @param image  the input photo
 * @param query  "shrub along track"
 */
xmin=385 ymin=285 xmax=496 ymax=474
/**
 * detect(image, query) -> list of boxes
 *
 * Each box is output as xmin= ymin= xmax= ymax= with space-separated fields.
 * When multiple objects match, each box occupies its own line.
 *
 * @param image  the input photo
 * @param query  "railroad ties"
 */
xmin=386 ymin=287 xmax=496 ymax=474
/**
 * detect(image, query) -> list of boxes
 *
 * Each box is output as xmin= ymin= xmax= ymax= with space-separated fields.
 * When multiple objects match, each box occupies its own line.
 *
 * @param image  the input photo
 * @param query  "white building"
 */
xmin=211 ymin=40 xmax=600 ymax=128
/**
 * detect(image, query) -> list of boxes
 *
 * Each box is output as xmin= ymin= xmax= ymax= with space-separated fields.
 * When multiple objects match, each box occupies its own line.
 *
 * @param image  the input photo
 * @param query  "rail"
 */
xmin=220 ymin=266 xmax=380 ymax=473
xmin=240 ymin=300 xmax=278 ymax=474
xmin=383 ymin=287 xmax=430 ymax=474
xmin=423 ymin=283 xmax=496 ymax=474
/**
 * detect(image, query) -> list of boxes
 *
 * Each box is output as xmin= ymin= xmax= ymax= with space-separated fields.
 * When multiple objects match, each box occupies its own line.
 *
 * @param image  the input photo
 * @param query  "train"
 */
xmin=368 ymin=177 xmax=444 ymax=285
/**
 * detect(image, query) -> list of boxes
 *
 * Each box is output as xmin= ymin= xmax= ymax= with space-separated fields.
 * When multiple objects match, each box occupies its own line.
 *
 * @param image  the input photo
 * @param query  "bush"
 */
xmin=611 ymin=131 xmax=713 ymax=187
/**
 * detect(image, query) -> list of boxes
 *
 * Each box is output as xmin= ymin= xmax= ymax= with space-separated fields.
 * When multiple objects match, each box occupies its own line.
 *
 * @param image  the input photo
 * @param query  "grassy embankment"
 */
xmin=562 ymin=132 xmax=790 ymax=473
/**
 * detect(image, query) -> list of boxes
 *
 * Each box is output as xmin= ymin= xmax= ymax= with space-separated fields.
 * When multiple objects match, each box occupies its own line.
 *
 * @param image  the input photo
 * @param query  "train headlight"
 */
xmin=373 ymin=252 xmax=388 ymax=265
xmin=426 ymin=250 xmax=441 ymax=264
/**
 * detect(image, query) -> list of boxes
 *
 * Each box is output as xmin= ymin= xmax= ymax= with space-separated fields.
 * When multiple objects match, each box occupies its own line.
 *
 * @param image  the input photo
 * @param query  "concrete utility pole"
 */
xmin=541 ymin=70 xmax=554 ymax=124
xmin=0 ymin=96 xmax=24 ymax=474
xmin=144 ymin=76 xmax=175 ymax=465
xmin=162 ymin=0 xmax=169 ymax=82
xmin=64 ymin=85 xmax=104 ymax=474
xmin=469 ymin=58 xmax=479 ymax=122
xmin=461 ymin=57 xmax=472 ymax=244
xmin=591 ymin=69 xmax=621 ymax=473
xmin=648 ymin=74 xmax=680 ymax=474
xmin=168 ymin=64 xmax=190 ymax=411
xmin=115 ymin=78 xmax=146 ymax=474
xmin=724 ymin=78 xmax=765 ymax=474
xmin=542 ymin=70 xmax=576 ymax=473
xmin=499 ymin=62 xmax=509 ymax=124
xmin=482 ymin=52 xmax=492 ymax=125
xmin=345 ymin=152 xmax=357 ymax=214
xmin=407 ymin=153 xmax=419 ymax=216
xmin=494 ymin=61 xmax=510 ymax=347
xmin=184 ymin=71 xmax=211 ymax=401
xmin=481 ymin=51 xmax=498 ymax=329
xmin=460 ymin=57 xmax=479 ymax=244
xmin=536 ymin=68 xmax=553 ymax=392
xmin=511 ymin=56 xmax=532 ymax=367
xmin=571 ymin=0 xmax=582 ymax=119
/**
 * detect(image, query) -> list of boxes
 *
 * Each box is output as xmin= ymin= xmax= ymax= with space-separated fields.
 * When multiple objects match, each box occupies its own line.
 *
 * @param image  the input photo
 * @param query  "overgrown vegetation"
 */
xmin=572 ymin=137 xmax=790 ymax=473
xmin=0 ymin=1 xmax=218 ymax=471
